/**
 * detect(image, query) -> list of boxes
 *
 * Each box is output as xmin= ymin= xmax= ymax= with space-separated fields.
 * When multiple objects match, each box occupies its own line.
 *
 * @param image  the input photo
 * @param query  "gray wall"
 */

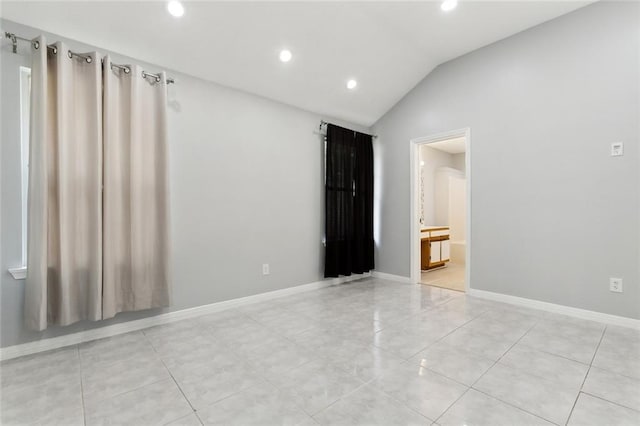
xmin=372 ymin=1 xmax=640 ymax=319
xmin=0 ymin=19 xmax=369 ymax=348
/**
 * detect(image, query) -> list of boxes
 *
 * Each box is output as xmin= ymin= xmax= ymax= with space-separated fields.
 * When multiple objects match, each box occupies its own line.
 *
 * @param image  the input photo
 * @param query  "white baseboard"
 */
xmin=469 ymin=288 xmax=640 ymax=330
xmin=371 ymin=271 xmax=412 ymax=284
xmin=0 ymin=273 xmax=371 ymax=361
xmin=10 ymin=273 xmax=635 ymax=361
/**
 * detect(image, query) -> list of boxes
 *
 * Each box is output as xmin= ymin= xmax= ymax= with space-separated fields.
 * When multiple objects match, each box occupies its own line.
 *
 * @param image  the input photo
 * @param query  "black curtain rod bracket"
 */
xmin=318 ymin=120 xmax=378 ymax=139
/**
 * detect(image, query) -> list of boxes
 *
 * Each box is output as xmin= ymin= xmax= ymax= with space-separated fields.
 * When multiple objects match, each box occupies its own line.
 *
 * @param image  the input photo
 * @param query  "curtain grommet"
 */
xmin=86 ymin=56 xmax=92 ymax=64
xmin=32 ymin=40 xmax=40 ymax=50
xmin=67 ymin=50 xmax=72 ymax=59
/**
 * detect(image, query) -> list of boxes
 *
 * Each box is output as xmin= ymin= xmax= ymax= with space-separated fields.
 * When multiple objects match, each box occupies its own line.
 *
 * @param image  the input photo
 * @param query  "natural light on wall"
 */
xmin=441 ymin=0 xmax=458 ymax=12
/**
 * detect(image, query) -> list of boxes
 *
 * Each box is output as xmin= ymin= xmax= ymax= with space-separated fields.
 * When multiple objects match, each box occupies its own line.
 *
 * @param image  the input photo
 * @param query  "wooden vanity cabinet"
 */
xmin=420 ymin=227 xmax=450 ymax=270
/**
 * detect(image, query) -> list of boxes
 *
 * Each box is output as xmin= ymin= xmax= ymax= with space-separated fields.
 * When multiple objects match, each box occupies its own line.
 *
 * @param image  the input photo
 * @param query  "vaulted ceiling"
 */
xmin=1 ymin=1 xmax=592 ymax=126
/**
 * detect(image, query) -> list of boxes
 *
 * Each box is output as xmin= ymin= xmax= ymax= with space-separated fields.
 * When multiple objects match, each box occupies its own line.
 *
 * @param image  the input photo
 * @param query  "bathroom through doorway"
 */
xmin=410 ymin=129 xmax=470 ymax=292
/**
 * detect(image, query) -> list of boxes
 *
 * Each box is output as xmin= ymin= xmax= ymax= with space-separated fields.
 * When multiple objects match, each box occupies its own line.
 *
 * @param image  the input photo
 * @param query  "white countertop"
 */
xmin=421 ymin=226 xmax=449 ymax=231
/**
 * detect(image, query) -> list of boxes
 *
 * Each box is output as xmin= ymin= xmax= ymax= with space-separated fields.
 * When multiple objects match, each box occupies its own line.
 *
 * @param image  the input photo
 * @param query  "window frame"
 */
xmin=9 ymin=66 xmax=31 ymax=280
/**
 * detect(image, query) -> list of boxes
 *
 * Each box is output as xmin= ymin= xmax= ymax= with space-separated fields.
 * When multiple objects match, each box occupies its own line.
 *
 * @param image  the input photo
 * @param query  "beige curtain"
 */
xmin=25 ymin=37 xmax=103 ymax=330
xmin=102 ymin=57 xmax=170 ymax=319
xmin=25 ymin=42 xmax=171 ymax=330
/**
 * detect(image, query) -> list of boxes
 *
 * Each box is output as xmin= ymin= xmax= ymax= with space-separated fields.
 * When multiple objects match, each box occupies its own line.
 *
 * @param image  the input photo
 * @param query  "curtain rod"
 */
xmin=4 ymin=32 xmax=175 ymax=84
xmin=319 ymin=120 xmax=378 ymax=139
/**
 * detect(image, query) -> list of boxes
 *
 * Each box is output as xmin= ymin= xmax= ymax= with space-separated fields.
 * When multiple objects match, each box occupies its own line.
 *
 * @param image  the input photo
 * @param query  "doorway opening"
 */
xmin=410 ymin=129 xmax=471 ymax=292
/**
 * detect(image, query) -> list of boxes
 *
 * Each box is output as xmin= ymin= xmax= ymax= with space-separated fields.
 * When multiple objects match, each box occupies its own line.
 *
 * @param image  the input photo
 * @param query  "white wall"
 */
xmin=373 ymin=1 xmax=640 ymax=319
xmin=434 ymin=167 xmax=464 ymax=227
xmin=451 ymin=153 xmax=466 ymax=174
xmin=448 ymin=175 xmax=466 ymax=243
xmin=419 ymin=145 xmax=462 ymax=226
xmin=0 ymin=19 xmax=369 ymax=348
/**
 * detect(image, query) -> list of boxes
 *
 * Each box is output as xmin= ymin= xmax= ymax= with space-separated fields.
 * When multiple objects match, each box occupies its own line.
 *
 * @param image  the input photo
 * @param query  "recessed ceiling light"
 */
xmin=346 ymin=79 xmax=357 ymax=90
xmin=441 ymin=0 xmax=458 ymax=12
xmin=279 ymin=49 xmax=292 ymax=63
xmin=167 ymin=1 xmax=184 ymax=17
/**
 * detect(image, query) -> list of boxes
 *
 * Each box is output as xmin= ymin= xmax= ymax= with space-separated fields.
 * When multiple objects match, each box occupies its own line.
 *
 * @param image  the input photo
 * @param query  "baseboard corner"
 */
xmin=371 ymin=270 xmax=412 ymax=284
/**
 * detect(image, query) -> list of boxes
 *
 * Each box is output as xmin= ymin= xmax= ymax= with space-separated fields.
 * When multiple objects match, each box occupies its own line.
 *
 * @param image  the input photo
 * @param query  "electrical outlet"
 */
xmin=611 ymin=142 xmax=624 ymax=157
xmin=609 ymin=277 xmax=623 ymax=293
xmin=262 ymin=263 xmax=270 ymax=275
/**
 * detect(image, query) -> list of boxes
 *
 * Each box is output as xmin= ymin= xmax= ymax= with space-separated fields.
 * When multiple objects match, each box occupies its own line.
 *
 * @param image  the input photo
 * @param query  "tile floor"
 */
xmin=421 ymin=263 xmax=465 ymax=292
xmin=1 ymin=277 xmax=639 ymax=425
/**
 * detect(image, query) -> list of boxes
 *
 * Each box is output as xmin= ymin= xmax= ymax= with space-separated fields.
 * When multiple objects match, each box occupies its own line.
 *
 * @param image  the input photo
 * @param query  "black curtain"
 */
xmin=324 ymin=124 xmax=374 ymax=278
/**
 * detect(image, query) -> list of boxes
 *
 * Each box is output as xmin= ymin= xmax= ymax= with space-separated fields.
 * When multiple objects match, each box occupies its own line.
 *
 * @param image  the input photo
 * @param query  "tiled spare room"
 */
xmin=1 ymin=1 xmax=638 ymax=425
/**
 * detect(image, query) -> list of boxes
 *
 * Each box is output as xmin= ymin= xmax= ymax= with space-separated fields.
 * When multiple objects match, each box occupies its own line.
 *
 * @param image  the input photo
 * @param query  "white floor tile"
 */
xmin=166 ymin=413 xmax=204 ymax=426
xmin=372 ymin=326 xmax=446 ymax=359
xmin=372 ymin=362 xmax=468 ymax=421
xmin=411 ymin=341 xmax=495 ymax=386
xmin=1 ymin=346 xmax=80 ymax=393
xmin=518 ymin=321 xmax=603 ymax=364
xmin=439 ymin=327 xmax=516 ymax=361
xmin=81 ymin=331 xmax=157 ymax=368
xmin=84 ymin=378 xmax=192 ymax=426
xmin=567 ymin=393 xmax=640 ymax=426
xmin=582 ymin=366 xmax=640 ymax=411
xmin=0 ymin=378 xmax=84 ymax=425
xmin=499 ymin=343 xmax=589 ymax=389
xmin=437 ymin=389 xmax=553 ymax=426
xmin=161 ymin=340 xmax=239 ymax=378
xmin=267 ymin=360 xmax=365 ymax=415
xmin=197 ymin=382 xmax=313 ymax=425
xmin=313 ymin=384 xmax=430 ymax=426
xmin=0 ymin=346 xmax=79 ymax=385
xmin=173 ymin=362 xmax=267 ymax=410
xmin=592 ymin=327 xmax=640 ymax=380
xmin=82 ymin=353 xmax=170 ymax=405
xmin=460 ymin=315 xmax=532 ymax=341
xmin=328 ymin=344 xmax=405 ymax=382
xmin=238 ymin=340 xmax=316 ymax=380
xmin=473 ymin=362 xmax=579 ymax=425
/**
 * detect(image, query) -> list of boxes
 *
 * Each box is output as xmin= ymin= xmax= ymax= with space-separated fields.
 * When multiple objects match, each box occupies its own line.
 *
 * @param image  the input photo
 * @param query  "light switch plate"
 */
xmin=262 ymin=263 xmax=270 ymax=275
xmin=611 ymin=142 xmax=624 ymax=157
xmin=609 ymin=277 xmax=623 ymax=293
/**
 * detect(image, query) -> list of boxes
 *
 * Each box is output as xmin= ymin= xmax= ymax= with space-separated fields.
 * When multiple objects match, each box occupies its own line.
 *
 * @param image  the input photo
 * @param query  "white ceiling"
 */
xmin=1 ymin=1 xmax=592 ymax=126
xmin=428 ymin=136 xmax=466 ymax=154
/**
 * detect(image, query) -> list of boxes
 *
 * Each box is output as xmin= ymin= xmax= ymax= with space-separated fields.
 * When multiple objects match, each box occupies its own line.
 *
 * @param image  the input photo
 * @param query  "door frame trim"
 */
xmin=409 ymin=128 xmax=471 ymax=291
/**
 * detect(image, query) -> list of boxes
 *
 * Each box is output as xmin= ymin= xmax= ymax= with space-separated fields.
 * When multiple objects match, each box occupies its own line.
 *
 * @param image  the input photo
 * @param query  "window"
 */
xmin=9 ymin=67 xmax=30 ymax=279
xmin=20 ymin=67 xmax=31 ymax=266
